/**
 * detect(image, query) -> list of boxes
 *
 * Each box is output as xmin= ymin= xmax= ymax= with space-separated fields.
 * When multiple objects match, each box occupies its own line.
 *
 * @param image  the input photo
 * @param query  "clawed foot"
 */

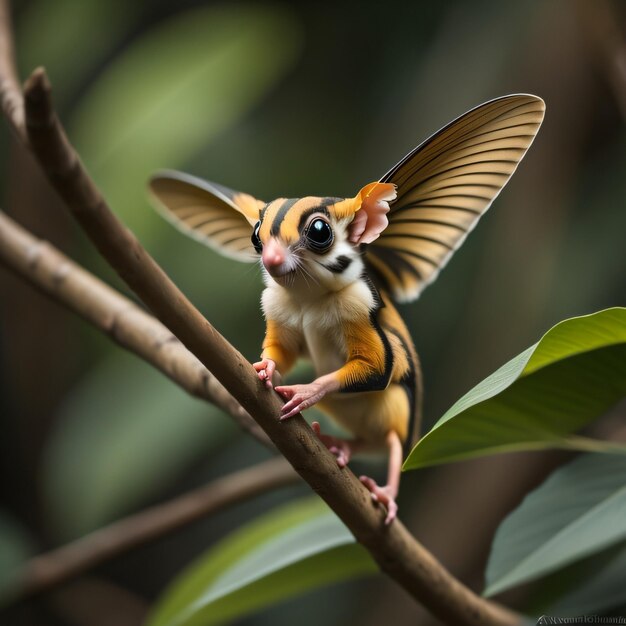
xmin=359 ymin=476 xmax=398 ymax=525
xmin=275 ymin=382 xmax=328 ymax=420
xmin=311 ymin=422 xmax=352 ymax=468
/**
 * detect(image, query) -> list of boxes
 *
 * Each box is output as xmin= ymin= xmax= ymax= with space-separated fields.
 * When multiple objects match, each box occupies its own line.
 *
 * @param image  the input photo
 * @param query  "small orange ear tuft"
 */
xmin=348 ymin=182 xmax=397 ymax=244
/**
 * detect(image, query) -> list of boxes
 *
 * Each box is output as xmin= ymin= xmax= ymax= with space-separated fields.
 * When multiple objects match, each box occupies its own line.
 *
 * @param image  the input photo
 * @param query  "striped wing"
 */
xmin=149 ymin=170 xmax=264 ymax=262
xmin=366 ymin=94 xmax=545 ymax=302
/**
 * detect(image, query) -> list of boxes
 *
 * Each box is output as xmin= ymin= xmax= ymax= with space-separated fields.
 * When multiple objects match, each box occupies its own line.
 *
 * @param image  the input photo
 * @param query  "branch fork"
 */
xmin=0 ymin=2 xmax=521 ymax=623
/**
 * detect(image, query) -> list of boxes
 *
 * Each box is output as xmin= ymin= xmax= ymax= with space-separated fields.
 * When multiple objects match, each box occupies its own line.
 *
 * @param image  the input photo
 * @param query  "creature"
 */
xmin=149 ymin=94 xmax=545 ymax=523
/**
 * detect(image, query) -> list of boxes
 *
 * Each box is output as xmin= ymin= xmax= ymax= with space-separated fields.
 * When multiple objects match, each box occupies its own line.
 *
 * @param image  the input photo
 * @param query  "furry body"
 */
xmin=261 ymin=255 xmax=420 ymax=446
xmin=149 ymin=94 xmax=545 ymax=522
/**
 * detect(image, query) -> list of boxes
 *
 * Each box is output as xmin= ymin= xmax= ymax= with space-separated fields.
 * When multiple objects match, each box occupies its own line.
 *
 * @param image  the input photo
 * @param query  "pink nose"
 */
xmin=262 ymin=238 xmax=286 ymax=270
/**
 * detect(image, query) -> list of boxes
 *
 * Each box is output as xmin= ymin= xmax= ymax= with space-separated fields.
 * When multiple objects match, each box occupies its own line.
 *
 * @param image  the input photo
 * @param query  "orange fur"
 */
xmin=336 ymin=316 xmax=388 ymax=389
xmin=262 ymin=319 xmax=300 ymax=374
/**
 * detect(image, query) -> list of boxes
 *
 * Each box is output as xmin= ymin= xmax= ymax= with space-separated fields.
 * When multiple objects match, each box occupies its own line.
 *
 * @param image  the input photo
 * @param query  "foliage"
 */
xmin=147 ymin=498 xmax=375 ymax=626
xmin=150 ymin=308 xmax=626 ymax=620
xmin=404 ymin=308 xmax=626 ymax=469
xmin=486 ymin=453 xmax=626 ymax=614
xmin=43 ymin=352 xmax=235 ymax=539
xmin=1 ymin=1 xmax=625 ymax=625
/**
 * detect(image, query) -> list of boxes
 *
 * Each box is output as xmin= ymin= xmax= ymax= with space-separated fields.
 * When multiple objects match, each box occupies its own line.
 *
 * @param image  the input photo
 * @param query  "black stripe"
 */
xmin=324 ymin=255 xmax=353 ymax=273
xmin=384 ymin=100 xmax=517 ymax=184
xmin=210 ymin=225 xmax=249 ymax=239
xmin=434 ymin=127 xmax=536 ymax=156
xmin=399 ymin=100 xmax=538 ymax=184
xmin=387 ymin=326 xmax=421 ymax=453
xmin=410 ymin=174 xmax=507 ymax=192
xmin=381 ymin=233 xmax=454 ymax=250
xmin=369 ymin=246 xmax=422 ymax=281
xmin=220 ymin=234 xmax=249 ymax=247
xmin=342 ymin=273 xmax=393 ymax=393
xmin=361 ymin=271 xmax=384 ymax=309
xmin=408 ymin=191 xmax=495 ymax=203
xmin=190 ymin=216 xmax=236 ymax=234
xmin=175 ymin=206 xmax=214 ymax=219
xmin=393 ymin=203 xmax=482 ymax=215
xmin=397 ymin=129 xmax=536 ymax=200
xmin=394 ymin=247 xmax=440 ymax=268
xmin=270 ymin=198 xmax=299 ymax=236
xmin=394 ymin=128 xmax=535 ymax=197
xmin=184 ymin=214 xmax=233 ymax=228
xmin=297 ymin=205 xmax=331 ymax=233
xmin=392 ymin=162 xmax=514 ymax=200
xmin=416 ymin=180 xmax=501 ymax=193
xmin=388 ymin=218 xmax=467 ymax=232
xmin=386 ymin=99 xmax=534 ymax=187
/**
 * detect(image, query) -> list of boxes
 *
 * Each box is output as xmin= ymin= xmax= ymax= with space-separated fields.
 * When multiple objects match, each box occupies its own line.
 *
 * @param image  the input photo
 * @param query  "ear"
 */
xmin=345 ymin=182 xmax=397 ymax=244
xmin=149 ymin=170 xmax=264 ymax=262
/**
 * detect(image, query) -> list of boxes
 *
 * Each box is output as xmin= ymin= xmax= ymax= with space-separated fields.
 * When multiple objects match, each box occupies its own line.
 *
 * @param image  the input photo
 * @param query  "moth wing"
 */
xmin=366 ymin=94 xmax=545 ymax=303
xmin=149 ymin=170 xmax=264 ymax=262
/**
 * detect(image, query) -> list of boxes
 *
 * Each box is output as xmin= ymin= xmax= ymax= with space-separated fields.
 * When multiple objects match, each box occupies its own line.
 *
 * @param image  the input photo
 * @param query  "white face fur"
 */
xmin=259 ymin=213 xmax=364 ymax=297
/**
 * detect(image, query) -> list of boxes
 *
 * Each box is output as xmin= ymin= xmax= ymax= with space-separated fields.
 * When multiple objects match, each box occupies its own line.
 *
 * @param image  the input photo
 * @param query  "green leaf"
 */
xmin=404 ymin=308 xmax=626 ymax=470
xmin=69 ymin=5 xmax=301 ymax=245
xmin=485 ymin=453 xmax=626 ymax=597
xmin=43 ymin=351 xmax=234 ymax=539
xmin=147 ymin=498 xmax=376 ymax=626
xmin=546 ymin=541 xmax=626 ymax=615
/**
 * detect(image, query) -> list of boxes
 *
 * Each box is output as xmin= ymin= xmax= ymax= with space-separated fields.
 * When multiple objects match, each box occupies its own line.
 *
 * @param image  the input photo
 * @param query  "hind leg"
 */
xmin=311 ymin=421 xmax=360 ymax=468
xmin=359 ymin=430 xmax=402 ymax=525
xmin=311 ymin=422 xmax=402 ymax=524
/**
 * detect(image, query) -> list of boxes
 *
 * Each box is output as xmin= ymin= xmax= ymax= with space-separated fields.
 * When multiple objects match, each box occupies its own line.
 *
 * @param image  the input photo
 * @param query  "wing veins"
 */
xmin=389 ymin=159 xmax=522 ymax=208
xmin=381 ymin=233 xmax=455 ymax=250
xmin=393 ymin=202 xmax=483 ymax=215
xmin=386 ymin=98 xmax=541 ymax=185
xmin=388 ymin=217 xmax=467 ymax=232
xmin=394 ymin=129 xmax=538 ymax=190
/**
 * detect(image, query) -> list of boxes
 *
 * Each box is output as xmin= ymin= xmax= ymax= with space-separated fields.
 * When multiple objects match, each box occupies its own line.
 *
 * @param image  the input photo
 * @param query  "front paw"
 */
xmin=253 ymin=358 xmax=277 ymax=389
xmin=275 ymin=382 xmax=327 ymax=420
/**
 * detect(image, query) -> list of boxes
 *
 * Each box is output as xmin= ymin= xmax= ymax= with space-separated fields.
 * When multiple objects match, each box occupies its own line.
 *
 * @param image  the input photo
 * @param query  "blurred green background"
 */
xmin=0 ymin=0 xmax=624 ymax=624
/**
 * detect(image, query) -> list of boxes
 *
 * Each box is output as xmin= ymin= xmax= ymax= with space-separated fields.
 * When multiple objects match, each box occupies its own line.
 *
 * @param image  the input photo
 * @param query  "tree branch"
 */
xmin=18 ymin=67 xmax=520 ymax=626
xmin=0 ymin=0 xmax=24 ymax=141
xmin=0 ymin=2 xmax=521 ymax=621
xmin=0 ymin=209 xmax=273 ymax=448
xmin=7 ymin=457 xmax=298 ymax=605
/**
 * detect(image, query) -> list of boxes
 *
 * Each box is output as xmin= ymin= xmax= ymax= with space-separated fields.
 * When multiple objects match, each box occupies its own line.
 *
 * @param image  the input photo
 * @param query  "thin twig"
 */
xmin=9 ymin=457 xmax=298 ymax=604
xmin=0 ymin=210 xmax=273 ymax=448
xmin=0 ymin=1 xmax=521 ymax=620
xmin=0 ymin=0 xmax=24 ymax=140
xmin=0 ymin=0 xmax=270 ymax=446
xmin=14 ymin=66 xmax=520 ymax=626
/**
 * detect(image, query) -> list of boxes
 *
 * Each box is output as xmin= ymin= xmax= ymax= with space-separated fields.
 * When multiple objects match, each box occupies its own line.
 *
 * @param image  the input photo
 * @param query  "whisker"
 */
xmin=294 ymin=255 xmax=320 ymax=289
xmin=242 ymin=261 xmax=262 ymax=280
xmin=295 ymin=261 xmax=312 ymax=289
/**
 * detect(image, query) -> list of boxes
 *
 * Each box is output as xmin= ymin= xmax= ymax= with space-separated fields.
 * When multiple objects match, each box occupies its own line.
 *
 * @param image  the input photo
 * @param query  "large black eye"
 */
xmin=305 ymin=218 xmax=333 ymax=252
xmin=251 ymin=221 xmax=262 ymax=254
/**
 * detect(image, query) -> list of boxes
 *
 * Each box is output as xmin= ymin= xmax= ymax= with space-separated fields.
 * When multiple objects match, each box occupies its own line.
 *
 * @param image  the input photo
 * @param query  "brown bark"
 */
xmin=11 ymin=458 xmax=297 ymax=603
xmin=0 ymin=210 xmax=272 ymax=448
xmin=0 ymin=1 xmax=522 ymax=621
xmin=18 ymin=66 xmax=519 ymax=626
